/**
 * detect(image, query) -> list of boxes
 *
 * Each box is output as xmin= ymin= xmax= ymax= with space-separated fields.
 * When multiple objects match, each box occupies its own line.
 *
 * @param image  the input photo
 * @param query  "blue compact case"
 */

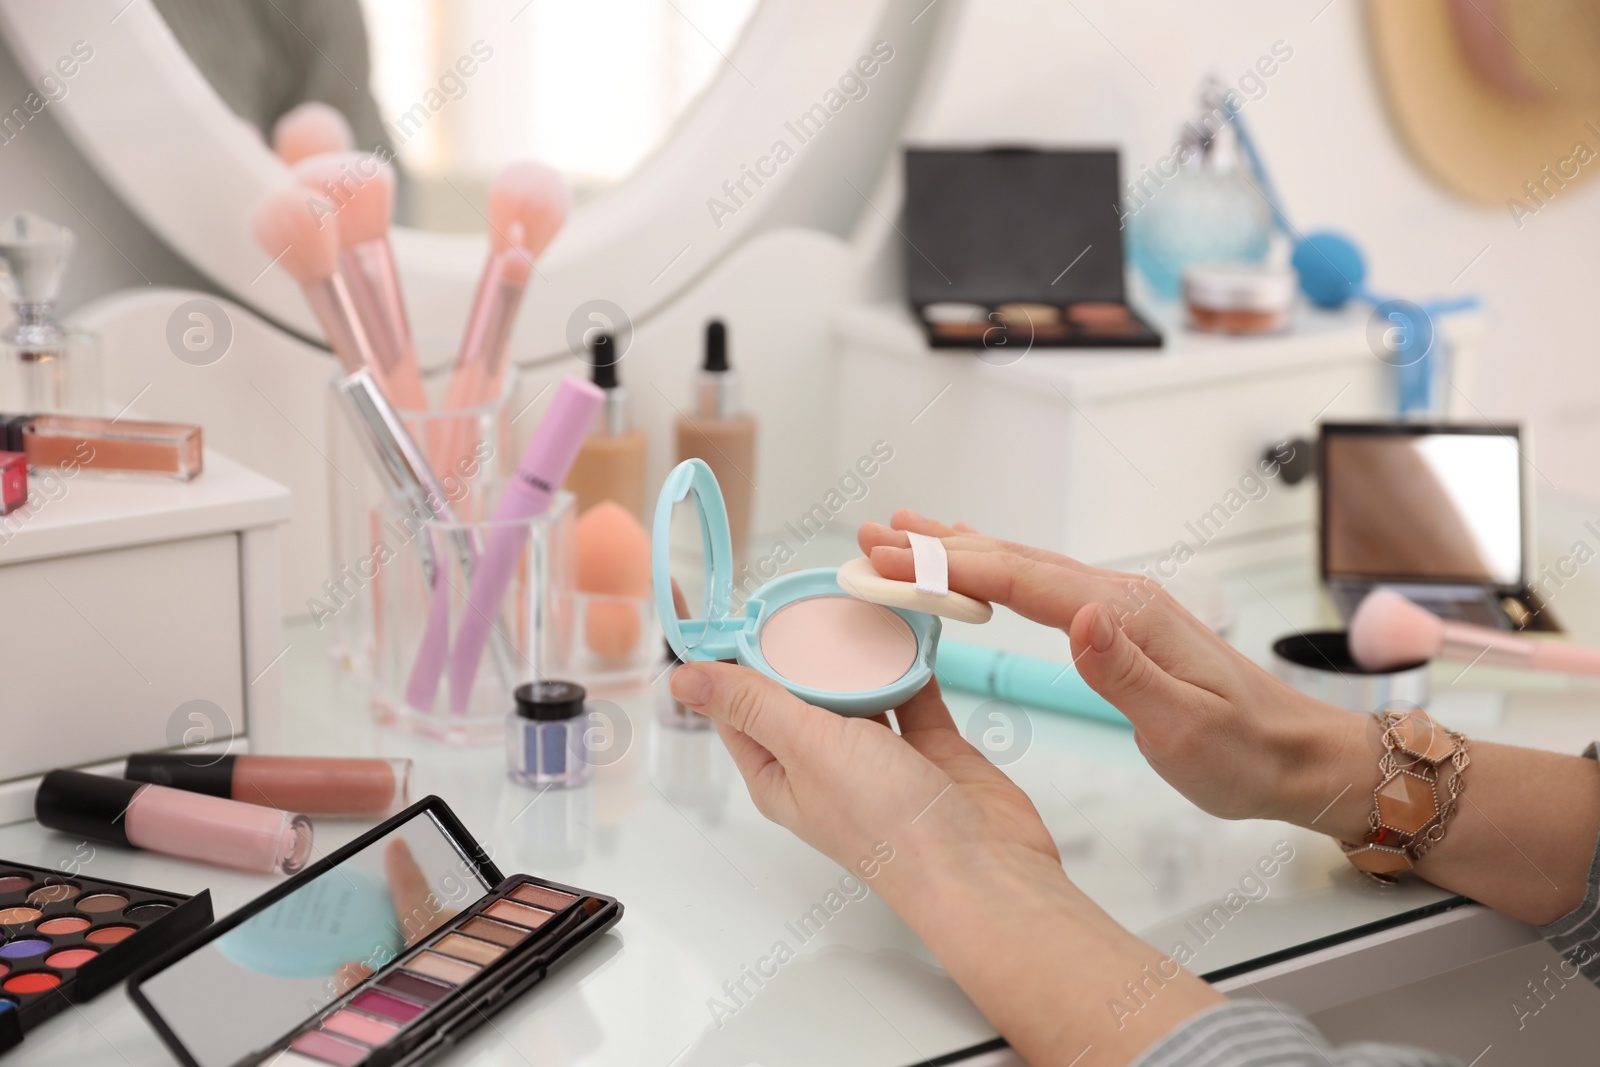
xmin=652 ymin=459 xmax=989 ymax=716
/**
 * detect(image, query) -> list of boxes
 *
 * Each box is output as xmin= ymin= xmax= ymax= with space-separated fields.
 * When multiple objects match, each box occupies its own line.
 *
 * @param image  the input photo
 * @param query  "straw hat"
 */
xmin=1367 ymin=0 xmax=1600 ymax=210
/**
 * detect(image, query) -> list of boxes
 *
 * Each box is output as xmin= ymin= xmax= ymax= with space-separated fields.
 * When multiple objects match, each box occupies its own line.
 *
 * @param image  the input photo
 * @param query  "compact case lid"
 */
xmin=653 ymin=458 xmax=743 ymax=663
xmin=902 ymin=148 xmax=1129 ymax=307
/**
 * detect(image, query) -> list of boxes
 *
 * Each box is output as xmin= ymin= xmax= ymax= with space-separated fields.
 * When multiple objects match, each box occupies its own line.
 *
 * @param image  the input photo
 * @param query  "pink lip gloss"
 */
xmin=35 ymin=769 xmax=314 ymax=875
xmin=447 ymin=375 xmax=603 ymax=712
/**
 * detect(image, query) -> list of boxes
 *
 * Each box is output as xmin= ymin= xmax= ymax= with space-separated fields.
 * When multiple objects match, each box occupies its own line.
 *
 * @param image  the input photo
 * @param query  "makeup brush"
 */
xmin=428 ymin=163 xmax=570 ymax=474
xmin=1348 ymin=588 xmax=1600 ymax=676
xmin=292 ymin=152 xmax=431 ymax=415
xmin=250 ymin=187 xmax=383 ymax=378
xmin=271 ymin=102 xmax=356 ymax=165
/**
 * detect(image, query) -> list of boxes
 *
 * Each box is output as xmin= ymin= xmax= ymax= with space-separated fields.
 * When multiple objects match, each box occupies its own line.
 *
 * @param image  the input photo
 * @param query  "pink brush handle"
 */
xmin=303 ymin=276 xmax=381 ymax=377
xmin=343 ymin=241 xmax=430 ymax=414
xmin=446 ymin=376 xmax=603 ymax=713
xmin=1440 ymin=621 xmax=1600 ymax=676
xmin=427 ymin=252 xmax=529 ymax=477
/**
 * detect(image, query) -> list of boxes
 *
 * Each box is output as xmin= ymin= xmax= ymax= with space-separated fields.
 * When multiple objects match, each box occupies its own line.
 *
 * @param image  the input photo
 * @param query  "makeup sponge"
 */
xmin=575 ymin=502 xmax=651 ymax=660
xmin=1348 ymin=588 xmax=1443 ymax=671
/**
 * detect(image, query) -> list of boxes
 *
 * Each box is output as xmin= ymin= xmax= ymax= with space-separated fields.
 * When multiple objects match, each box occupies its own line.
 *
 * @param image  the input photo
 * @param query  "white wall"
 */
xmin=901 ymin=0 xmax=1600 ymax=498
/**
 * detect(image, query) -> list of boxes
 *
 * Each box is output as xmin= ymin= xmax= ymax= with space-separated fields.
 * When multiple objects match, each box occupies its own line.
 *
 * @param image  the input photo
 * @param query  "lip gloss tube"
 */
xmin=35 ymin=769 xmax=314 ymax=875
xmin=124 ymin=753 xmax=412 ymax=817
xmin=1 ymin=413 xmax=203 ymax=480
xmin=447 ymin=375 xmax=603 ymax=713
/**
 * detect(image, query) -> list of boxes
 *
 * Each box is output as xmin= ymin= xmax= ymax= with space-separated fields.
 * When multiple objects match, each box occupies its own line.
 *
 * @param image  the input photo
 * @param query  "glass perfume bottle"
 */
xmin=0 ymin=213 xmax=101 ymax=415
xmin=1127 ymin=94 xmax=1273 ymax=301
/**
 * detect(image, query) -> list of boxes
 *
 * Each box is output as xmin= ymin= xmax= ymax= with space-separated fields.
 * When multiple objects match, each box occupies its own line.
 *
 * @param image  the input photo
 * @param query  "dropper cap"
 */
xmin=704 ymin=320 xmax=729 ymax=372
xmin=0 ymin=213 xmax=74 ymax=307
xmin=696 ymin=319 xmax=738 ymax=418
xmin=590 ymin=332 xmax=629 ymax=434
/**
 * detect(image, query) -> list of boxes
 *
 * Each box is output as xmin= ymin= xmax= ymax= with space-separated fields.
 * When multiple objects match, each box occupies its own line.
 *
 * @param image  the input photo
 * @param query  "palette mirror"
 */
xmin=134 ymin=809 xmax=490 ymax=1067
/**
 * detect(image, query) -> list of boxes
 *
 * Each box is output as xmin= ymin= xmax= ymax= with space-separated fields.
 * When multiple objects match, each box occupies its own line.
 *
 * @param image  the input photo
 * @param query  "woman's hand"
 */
xmin=859 ymin=510 xmax=1370 ymax=840
xmin=668 ymin=663 xmax=1061 ymax=905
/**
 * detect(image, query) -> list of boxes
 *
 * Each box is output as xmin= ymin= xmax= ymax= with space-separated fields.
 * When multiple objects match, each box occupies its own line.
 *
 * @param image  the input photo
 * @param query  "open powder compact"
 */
xmin=652 ymin=459 xmax=991 ymax=716
xmin=128 ymin=797 xmax=621 ymax=1067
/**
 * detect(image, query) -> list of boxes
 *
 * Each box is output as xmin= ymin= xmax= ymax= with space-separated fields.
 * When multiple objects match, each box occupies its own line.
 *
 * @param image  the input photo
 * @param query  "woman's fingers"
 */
xmin=859 ymin=520 xmax=1095 ymax=574
xmin=895 ymin=677 xmax=959 ymax=737
xmin=869 ymin=544 xmax=1115 ymax=630
xmin=672 ymin=661 xmax=836 ymax=766
xmin=1066 ymin=602 xmax=1191 ymax=727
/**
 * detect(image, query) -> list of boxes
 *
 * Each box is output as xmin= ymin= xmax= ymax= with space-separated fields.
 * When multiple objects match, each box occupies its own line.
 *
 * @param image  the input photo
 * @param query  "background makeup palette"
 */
xmin=0 ymin=860 xmax=212 ymax=1055
xmin=903 ymin=147 xmax=1163 ymax=350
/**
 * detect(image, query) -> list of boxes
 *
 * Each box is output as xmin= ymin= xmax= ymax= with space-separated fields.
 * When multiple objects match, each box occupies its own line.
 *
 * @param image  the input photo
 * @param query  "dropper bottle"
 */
xmin=0 ymin=213 xmax=101 ymax=414
xmin=565 ymin=331 xmax=647 ymax=519
xmin=676 ymin=320 xmax=756 ymax=553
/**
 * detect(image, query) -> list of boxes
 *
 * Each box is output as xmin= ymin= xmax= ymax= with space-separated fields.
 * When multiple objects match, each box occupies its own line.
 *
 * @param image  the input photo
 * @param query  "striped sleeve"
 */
xmin=1536 ymin=741 xmax=1600 ymax=984
xmin=1131 ymin=1001 xmax=1462 ymax=1067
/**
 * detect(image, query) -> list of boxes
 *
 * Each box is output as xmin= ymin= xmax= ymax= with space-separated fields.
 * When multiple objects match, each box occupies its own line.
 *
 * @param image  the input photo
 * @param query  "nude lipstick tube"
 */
xmin=2 ymin=413 xmax=202 ymax=480
xmin=124 ymin=753 xmax=412 ymax=817
xmin=35 ymin=769 xmax=314 ymax=875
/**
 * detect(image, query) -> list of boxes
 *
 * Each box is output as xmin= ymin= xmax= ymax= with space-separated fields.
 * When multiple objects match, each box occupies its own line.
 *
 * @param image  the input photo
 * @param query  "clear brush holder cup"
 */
xmin=541 ymin=591 xmax=665 ymax=695
xmin=370 ymin=488 xmax=577 ymax=746
xmin=324 ymin=373 xmax=516 ymax=678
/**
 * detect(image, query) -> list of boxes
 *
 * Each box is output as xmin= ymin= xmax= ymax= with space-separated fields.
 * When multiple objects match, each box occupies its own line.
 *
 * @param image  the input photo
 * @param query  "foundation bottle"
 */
xmin=676 ymin=320 xmax=756 ymax=553
xmin=565 ymin=332 xmax=647 ymax=519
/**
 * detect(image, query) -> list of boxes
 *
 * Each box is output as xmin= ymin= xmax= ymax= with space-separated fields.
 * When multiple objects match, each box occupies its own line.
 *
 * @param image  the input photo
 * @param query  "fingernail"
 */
xmin=902 ymin=508 xmax=925 ymax=521
xmin=1089 ymin=604 xmax=1118 ymax=653
xmin=670 ymin=665 xmax=713 ymax=706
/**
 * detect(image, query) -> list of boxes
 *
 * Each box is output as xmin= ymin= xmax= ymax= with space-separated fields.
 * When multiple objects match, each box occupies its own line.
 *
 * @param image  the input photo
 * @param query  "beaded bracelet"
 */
xmin=1341 ymin=708 xmax=1470 ymax=884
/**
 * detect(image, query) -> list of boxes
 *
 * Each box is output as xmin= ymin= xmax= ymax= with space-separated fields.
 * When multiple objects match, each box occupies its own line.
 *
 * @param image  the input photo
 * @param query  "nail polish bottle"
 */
xmin=0 ymin=213 xmax=101 ymax=415
xmin=675 ymin=320 xmax=756 ymax=554
xmin=506 ymin=680 xmax=593 ymax=788
xmin=564 ymin=332 xmax=647 ymax=520
xmin=0 ymin=451 xmax=25 ymax=514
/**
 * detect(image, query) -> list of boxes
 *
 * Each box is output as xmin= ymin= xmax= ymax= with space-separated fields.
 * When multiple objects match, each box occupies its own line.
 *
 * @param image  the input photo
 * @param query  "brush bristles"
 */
xmin=1348 ymin=588 xmax=1444 ymax=671
xmin=488 ymin=161 xmax=570 ymax=256
xmin=251 ymin=187 xmax=341 ymax=285
xmin=272 ymin=102 xmax=355 ymax=165
xmin=290 ymin=152 xmax=394 ymax=247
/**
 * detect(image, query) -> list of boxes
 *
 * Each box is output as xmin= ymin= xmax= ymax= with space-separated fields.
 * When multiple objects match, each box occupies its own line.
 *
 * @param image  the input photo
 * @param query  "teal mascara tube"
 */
xmin=934 ymin=641 xmax=1129 ymax=727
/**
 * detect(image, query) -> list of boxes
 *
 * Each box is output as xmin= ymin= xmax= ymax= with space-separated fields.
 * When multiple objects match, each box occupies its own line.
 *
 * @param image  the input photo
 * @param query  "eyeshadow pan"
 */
xmin=122 ymin=901 xmax=173 ymax=920
xmin=3 ymin=972 xmax=59 ymax=994
xmin=484 ymin=900 xmax=551 ymax=928
xmin=0 ymin=939 xmax=50 ymax=959
xmin=76 ymin=893 xmax=127 ymax=913
xmin=86 ymin=925 xmax=137 ymax=945
xmin=0 ymin=963 xmax=8 ymax=980
xmin=289 ymin=1029 xmax=368 ymax=1066
xmin=261 ymin=1054 xmax=327 ymax=1067
xmin=320 ymin=1008 xmax=399 ymax=1045
xmin=27 ymin=883 xmax=80 ymax=904
xmin=459 ymin=917 xmax=527 ymax=946
xmin=45 ymin=948 xmax=97 ymax=969
xmin=405 ymin=951 xmax=480 ymax=985
xmin=378 ymin=970 xmax=452 ymax=1005
xmin=349 ymin=988 xmax=427 ymax=1024
xmin=0 ymin=907 xmax=40 ymax=925
xmin=510 ymin=883 xmax=575 ymax=911
xmin=432 ymin=933 xmax=503 ymax=965
xmin=36 ymin=916 xmax=90 ymax=935
xmin=0 ymin=876 xmax=32 ymax=894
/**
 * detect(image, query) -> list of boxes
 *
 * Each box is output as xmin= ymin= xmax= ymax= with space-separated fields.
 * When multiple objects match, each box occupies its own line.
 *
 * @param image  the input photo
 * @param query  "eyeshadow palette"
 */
xmin=130 ymin=797 xmax=621 ymax=1067
xmin=903 ymin=148 xmax=1162 ymax=350
xmin=0 ymin=860 xmax=212 ymax=1055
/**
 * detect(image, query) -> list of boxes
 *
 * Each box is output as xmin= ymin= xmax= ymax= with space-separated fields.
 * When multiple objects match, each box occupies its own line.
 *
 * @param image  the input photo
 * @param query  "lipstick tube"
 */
xmin=448 ymin=375 xmax=604 ymax=712
xmin=124 ymin=753 xmax=411 ymax=816
xmin=35 ymin=769 xmax=314 ymax=875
